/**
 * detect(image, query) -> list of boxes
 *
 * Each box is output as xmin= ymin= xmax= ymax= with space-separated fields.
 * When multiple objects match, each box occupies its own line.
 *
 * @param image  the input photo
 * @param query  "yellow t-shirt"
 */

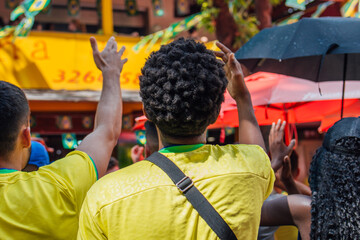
xmin=0 ymin=150 xmax=97 ymax=240
xmin=78 ymin=144 xmax=275 ymax=240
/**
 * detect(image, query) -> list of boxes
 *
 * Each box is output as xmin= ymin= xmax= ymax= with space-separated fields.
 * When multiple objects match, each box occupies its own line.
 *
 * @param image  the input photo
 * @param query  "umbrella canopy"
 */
xmin=218 ymin=72 xmax=360 ymax=125
xmin=235 ymin=17 xmax=360 ymax=82
xmin=133 ymin=72 xmax=360 ymax=131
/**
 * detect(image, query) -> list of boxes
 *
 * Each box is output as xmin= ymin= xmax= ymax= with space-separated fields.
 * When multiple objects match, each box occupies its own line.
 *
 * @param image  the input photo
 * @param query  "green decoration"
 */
xmin=126 ymin=0 xmax=138 ymax=16
xmin=0 ymin=26 xmax=15 ymax=39
xmin=135 ymin=130 xmax=146 ymax=145
xmin=341 ymin=0 xmax=358 ymax=17
xmin=67 ymin=0 xmax=80 ymax=17
xmin=311 ymin=2 xmax=334 ymax=18
xmin=277 ymin=11 xmax=303 ymax=26
xmin=285 ymin=0 xmax=306 ymax=11
xmin=133 ymin=12 xmax=205 ymax=52
xmin=62 ymin=133 xmax=77 ymax=149
xmin=14 ymin=16 xmax=34 ymax=37
xmin=152 ymin=0 xmax=164 ymax=17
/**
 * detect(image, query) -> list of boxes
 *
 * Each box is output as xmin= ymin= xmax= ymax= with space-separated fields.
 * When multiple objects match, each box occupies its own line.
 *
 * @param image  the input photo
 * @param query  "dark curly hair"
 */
xmin=309 ymin=117 xmax=360 ymax=239
xmin=139 ymin=38 xmax=227 ymax=137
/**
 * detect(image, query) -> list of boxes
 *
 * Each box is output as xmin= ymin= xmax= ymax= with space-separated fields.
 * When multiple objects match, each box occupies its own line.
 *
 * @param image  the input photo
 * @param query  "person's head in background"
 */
xmin=0 ymin=81 xmax=31 ymax=170
xmin=140 ymin=38 xmax=226 ymax=147
xmin=23 ymin=140 xmax=50 ymax=172
xmin=144 ymin=121 xmax=159 ymax=157
xmin=106 ymin=157 xmax=119 ymax=175
xmin=309 ymin=117 xmax=360 ymax=239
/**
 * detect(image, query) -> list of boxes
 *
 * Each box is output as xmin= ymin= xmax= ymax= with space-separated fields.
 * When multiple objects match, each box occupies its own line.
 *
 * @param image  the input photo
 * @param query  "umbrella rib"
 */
xmin=280 ymin=22 xmax=302 ymax=60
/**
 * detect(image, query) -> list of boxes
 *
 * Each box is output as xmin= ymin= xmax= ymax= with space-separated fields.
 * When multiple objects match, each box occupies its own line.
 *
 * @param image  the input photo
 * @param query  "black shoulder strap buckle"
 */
xmin=176 ymin=176 xmax=194 ymax=193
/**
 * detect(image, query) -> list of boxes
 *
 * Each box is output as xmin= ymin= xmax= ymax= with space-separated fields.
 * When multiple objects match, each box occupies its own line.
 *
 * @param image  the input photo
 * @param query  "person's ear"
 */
xmin=21 ymin=127 xmax=31 ymax=149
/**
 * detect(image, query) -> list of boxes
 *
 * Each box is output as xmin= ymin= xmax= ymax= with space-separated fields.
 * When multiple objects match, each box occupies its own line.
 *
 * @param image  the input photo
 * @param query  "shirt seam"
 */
xmin=93 ymin=171 xmax=271 ymax=215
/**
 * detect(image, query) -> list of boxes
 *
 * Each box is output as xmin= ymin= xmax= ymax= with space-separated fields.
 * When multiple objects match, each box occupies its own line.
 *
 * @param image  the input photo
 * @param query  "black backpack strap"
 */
xmin=147 ymin=152 xmax=237 ymax=240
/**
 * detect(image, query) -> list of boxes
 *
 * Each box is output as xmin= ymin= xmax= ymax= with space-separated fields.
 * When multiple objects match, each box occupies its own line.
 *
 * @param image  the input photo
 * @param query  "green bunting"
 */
xmin=311 ymin=2 xmax=334 ymax=18
xmin=285 ymin=0 xmax=306 ymax=11
xmin=277 ymin=11 xmax=303 ymax=26
xmin=133 ymin=11 xmax=205 ymax=52
xmin=341 ymin=0 xmax=358 ymax=17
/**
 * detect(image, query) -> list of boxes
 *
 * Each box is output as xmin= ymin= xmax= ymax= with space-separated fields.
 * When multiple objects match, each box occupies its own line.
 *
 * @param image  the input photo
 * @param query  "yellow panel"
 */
xmin=0 ymin=32 xmax=160 ymax=91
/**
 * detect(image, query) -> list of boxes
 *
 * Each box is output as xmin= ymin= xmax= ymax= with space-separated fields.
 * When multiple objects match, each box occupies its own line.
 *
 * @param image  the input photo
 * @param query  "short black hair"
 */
xmin=140 ymin=38 xmax=227 ymax=137
xmin=0 ymin=81 xmax=30 ymax=157
xmin=309 ymin=117 xmax=360 ymax=239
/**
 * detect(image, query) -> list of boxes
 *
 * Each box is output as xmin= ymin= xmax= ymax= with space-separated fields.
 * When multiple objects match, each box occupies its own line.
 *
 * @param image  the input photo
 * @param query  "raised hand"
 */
xmin=269 ymin=119 xmax=296 ymax=172
xmin=90 ymin=36 xmax=127 ymax=75
xmin=214 ymin=42 xmax=249 ymax=101
xmin=214 ymin=41 xmax=265 ymax=150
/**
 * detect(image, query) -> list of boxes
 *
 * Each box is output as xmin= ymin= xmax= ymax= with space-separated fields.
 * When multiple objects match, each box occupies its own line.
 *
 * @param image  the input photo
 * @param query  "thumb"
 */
xmin=287 ymin=139 xmax=296 ymax=153
xmin=90 ymin=37 xmax=99 ymax=54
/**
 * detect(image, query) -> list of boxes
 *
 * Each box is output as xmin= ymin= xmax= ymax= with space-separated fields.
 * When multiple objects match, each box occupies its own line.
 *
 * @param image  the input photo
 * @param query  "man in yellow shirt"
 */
xmin=78 ymin=39 xmax=275 ymax=239
xmin=0 ymin=36 xmax=127 ymax=239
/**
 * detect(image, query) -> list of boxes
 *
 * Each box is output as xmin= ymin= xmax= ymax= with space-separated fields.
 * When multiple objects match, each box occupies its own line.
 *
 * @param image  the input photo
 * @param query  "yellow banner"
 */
xmin=0 ymin=32 xmax=218 ymax=91
xmin=0 ymin=32 xmax=161 ymax=91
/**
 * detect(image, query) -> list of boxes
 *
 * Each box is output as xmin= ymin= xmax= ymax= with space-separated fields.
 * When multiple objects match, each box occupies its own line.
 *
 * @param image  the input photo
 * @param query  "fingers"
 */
xmin=275 ymin=119 xmax=282 ymax=131
xmin=214 ymin=51 xmax=228 ymax=63
xmin=287 ymin=139 xmax=296 ymax=153
xmin=229 ymin=53 xmax=242 ymax=75
xmin=118 ymin=46 xmax=125 ymax=56
xmin=90 ymin=37 xmax=99 ymax=54
xmin=279 ymin=120 xmax=286 ymax=132
xmin=216 ymin=41 xmax=232 ymax=54
xmin=121 ymin=58 xmax=128 ymax=64
xmin=104 ymin=36 xmax=116 ymax=51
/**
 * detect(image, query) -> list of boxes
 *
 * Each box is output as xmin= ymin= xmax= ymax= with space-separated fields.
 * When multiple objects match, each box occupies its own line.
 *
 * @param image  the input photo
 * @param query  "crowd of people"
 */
xmin=0 ymin=36 xmax=359 ymax=239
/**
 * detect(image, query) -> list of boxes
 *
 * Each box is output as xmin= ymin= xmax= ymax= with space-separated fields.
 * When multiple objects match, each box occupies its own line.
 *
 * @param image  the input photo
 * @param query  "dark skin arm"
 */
xmin=260 ymin=194 xmax=311 ymax=240
xmin=215 ymin=42 xmax=265 ymax=151
xmin=77 ymin=37 xmax=127 ymax=178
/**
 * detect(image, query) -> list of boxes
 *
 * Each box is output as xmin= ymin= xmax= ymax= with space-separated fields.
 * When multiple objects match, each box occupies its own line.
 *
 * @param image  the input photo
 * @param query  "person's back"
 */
xmin=0 ymin=151 xmax=96 ymax=239
xmin=0 ymin=36 xmax=127 ymax=239
xmin=78 ymin=38 xmax=274 ymax=239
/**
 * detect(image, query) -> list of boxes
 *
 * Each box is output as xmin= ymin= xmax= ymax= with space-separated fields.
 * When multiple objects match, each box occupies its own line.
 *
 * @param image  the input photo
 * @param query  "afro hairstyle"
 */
xmin=139 ymin=38 xmax=227 ymax=137
xmin=309 ymin=117 xmax=360 ymax=239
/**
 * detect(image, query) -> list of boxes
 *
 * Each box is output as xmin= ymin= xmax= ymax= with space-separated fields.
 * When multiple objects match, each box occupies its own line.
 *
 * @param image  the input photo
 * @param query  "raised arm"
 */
xmin=77 ymin=36 xmax=127 ymax=178
xmin=215 ymin=42 xmax=265 ymax=150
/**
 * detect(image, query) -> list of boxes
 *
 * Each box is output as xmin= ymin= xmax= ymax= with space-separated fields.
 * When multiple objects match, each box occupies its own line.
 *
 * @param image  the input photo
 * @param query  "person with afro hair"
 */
xmin=78 ymin=38 xmax=275 ymax=240
xmin=309 ymin=117 xmax=360 ymax=239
